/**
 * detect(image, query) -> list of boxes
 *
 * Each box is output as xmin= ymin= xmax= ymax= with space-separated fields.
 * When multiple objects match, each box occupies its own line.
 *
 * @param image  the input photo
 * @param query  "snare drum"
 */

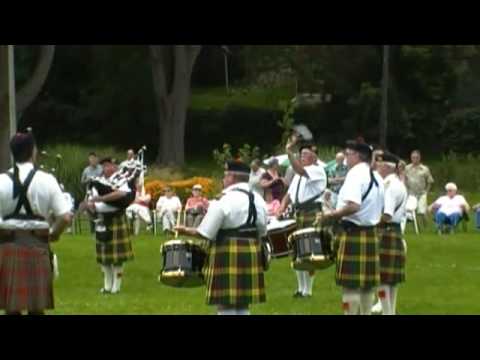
xmin=159 ymin=240 xmax=207 ymax=288
xmin=264 ymin=219 xmax=297 ymax=258
xmin=288 ymin=227 xmax=334 ymax=271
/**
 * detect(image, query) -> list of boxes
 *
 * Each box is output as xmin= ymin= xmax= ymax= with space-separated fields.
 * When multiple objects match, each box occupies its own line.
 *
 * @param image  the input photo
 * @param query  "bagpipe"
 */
xmin=87 ymin=146 xmax=147 ymax=210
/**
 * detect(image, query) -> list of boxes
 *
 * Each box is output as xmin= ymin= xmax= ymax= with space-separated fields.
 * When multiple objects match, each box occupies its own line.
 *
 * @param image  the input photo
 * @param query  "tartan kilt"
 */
xmin=203 ymin=236 xmax=266 ymax=306
xmin=96 ymin=213 xmax=134 ymax=266
xmin=378 ymin=224 xmax=406 ymax=285
xmin=295 ymin=208 xmax=319 ymax=229
xmin=0 ymin=242 xmax=54 ymax=312
xmin=335 ymin=224 xmax=380 ymax=290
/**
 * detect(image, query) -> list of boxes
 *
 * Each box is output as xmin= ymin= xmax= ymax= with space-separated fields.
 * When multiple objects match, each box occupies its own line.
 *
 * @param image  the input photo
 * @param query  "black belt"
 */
xmin=378 ymin=222 xmax=401 ymax=231
xmin=0 ymin=229 xmax=50 ymax=243
xmin=340 ymin=220 xmax=376 ymax=231
xmin=217 ymin=228 xmax=258 ymax=240
xmin=294 ymin=202 xmax=323 ymax=212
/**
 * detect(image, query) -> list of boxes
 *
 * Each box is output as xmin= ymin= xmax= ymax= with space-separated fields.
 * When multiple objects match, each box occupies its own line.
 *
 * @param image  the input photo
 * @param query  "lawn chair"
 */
xmin=431 ymin=208 xmax=469 ymax=234
xmin=401 ymin=195 xmax=419 ymax=235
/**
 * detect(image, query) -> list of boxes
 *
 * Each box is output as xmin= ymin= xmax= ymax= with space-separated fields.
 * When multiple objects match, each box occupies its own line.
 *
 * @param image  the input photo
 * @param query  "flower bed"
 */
xmin=145 ymin=177 xmax=220 ymax=206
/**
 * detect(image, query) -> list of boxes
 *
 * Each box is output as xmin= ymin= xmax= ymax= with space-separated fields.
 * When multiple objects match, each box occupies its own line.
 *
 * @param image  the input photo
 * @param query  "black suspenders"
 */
xmin=4 ymin=167 xmax=46 ymax=221
xmin=361 ymin=169 xmax=379 ymax=202
xmin=233 ymin=188 xmax=257 ymax=228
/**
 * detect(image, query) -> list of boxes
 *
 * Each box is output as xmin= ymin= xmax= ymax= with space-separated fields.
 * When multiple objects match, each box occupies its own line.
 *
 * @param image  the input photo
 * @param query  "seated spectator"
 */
xmin=126 ymin=188 xmax=153 ymax=234
xmin=260 ymin=158 xmax=286 ymax=202
xmin=265 ymin=189 xmax=281 ymax=217
xmin=429 ymin=182 xmax=470 ymax=234
xmin=156 ymin=187 xmax=182 ymax=234
xmin=185 ymin=184 xmax=209 ymax=228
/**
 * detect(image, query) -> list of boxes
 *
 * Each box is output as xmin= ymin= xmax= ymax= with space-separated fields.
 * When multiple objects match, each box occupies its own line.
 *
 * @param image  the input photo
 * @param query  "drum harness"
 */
xmin=217 ymin=189 xmax=258 ymax=240
xmin=294 ymin=174 xmax=325 ymax=213
xmin=340 ymin=169 xmax=380 ymax=231
xmin=0 ymin=166 xmax=53 ymax=266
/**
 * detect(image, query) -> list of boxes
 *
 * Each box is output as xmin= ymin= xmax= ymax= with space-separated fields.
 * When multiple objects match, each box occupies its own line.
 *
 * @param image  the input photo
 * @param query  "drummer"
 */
xmin=317 ymin=140 xmax=384 ymax=315
xmin=175 ymin=160 xmax=268 ymax=315
xmin=277 ymin=137 xmax=327 ymax=299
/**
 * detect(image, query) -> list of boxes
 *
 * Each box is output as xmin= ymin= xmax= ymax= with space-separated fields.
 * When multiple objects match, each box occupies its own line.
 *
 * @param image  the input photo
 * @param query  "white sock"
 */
xmin=359 ymin=290 xmax=375 ymax=315
xmin=342 ymin=289 xmax=361 ymax=315
xmin=295 ymin=271 xmax=305 ymax=293
xmin=236 ymin=308 xmax=250 ymax=315
xmin=134 ymin=219 xmax=140 ymax=235
xmin=390 ymin=286 xmax=399 ymax=315
xmin=305 ymin=273 xmax=314 ymax=296
xmin=102 ymin=265 xmax=113 ymax=292
xmin=217 ymin=307 xmax=237 ymax=315
xmin=378 ymin=286 xmax=393 ymax=315
xmin=111 ymin=265 xmax=124 ymax=293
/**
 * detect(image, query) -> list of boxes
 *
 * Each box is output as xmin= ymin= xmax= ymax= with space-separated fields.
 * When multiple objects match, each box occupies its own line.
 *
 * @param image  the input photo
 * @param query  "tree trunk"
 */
xmin=0 ymin=45 xmax=15 ymax=171
xmin=0 ymin=45 xmax=55 ymax=171
xmin=150 ymin=45 xmax=201 ymax=167
xmin=16 ymin=45 xmax=56 ymax=115
xmin=379 ymin=45 xmax=390 ymax=149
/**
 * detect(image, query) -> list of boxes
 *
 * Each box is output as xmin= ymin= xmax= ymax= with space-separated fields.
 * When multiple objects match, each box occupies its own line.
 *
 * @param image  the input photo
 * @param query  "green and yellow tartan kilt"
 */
xmin=96 ymin=213 xmax=134 ymax=266
xmin=378 ymin=223 xmax=406 ymax=285
xmin=295 ymin=208 xmax=319 ymax=229
xmin=335 ymin=223 xmax=380 ymax=290
xmin=203 ymin=236 xmax=266 ymax=306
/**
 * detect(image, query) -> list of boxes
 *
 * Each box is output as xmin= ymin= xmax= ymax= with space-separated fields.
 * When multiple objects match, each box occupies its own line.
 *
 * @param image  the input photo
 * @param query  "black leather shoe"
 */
xmin=293 ymin=291 xmax=303 ymax=298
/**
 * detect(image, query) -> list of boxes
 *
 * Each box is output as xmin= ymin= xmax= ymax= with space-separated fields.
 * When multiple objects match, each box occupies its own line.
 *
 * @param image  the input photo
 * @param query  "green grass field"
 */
xmin=46 ymin=216 xmax=480 ymax=315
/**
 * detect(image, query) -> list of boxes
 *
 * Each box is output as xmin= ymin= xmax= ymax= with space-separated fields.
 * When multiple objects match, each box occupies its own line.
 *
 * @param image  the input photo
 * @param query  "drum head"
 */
xmin=292 ymin=258 xmax=334 ymax=271
xmin=159 ymin=271 xmax=205 ymax=288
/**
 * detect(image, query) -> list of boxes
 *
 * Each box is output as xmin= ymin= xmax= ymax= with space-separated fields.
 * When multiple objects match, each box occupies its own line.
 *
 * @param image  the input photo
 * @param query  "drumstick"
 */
xmin=174 ymin=207 xmax=182 ymax=239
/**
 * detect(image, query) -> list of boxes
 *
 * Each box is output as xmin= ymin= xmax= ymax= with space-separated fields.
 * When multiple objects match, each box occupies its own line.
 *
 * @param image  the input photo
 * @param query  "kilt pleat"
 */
xmin=378 ymin=224 xmax=406 ymax=285
xmin=96 ymin=214 xmax=134 ymax=266
xmin=295 ymin=208 xmax=318 ymax=229
xmin=204 ymin=236 xmax=266 ymax=306
xmin=0 ymin=243 xmax=53 ymax=312
xmin=335 ymin=225 xmax=380 ymax=290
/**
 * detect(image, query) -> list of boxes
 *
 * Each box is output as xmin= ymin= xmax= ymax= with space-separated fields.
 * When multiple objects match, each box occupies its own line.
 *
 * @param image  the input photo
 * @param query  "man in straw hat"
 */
xmin=0 ymin=130 xmax=72 ymax=315
xmin=176 ymin=160 xmax=268 ymax=315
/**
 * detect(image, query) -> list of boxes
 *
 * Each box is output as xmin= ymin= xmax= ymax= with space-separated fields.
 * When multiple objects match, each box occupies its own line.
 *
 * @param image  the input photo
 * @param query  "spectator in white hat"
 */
xmin=429 ymin=182 xmax=470 ymax=234
xmin=185 ymin=184 xmax=210 ymax=228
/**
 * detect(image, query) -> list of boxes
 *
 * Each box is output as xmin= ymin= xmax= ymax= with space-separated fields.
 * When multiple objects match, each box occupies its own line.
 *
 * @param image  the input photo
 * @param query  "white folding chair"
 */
xmin=402 ymin=195 xmax=419 ymax=235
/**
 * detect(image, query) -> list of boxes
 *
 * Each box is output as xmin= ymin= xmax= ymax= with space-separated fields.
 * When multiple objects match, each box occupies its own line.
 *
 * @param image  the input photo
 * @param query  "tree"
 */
xmin=150 ymin=45 xmax=202 ymax=167
xmin=0 ymin=45 xmax=55 ymax=170
xmin=379 ymin=45 xmax=390 ymax=148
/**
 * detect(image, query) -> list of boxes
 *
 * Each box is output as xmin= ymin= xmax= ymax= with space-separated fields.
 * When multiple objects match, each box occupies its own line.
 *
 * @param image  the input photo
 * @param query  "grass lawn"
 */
xmin=45 ymin=215 xmax=480 ymax=315
xmin=190 ymin=86 xmax=295 ymax=111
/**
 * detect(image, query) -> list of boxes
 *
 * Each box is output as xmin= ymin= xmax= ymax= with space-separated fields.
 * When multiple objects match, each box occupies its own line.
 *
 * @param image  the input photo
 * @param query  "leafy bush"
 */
xmin=213 ymin=143 xmax=260 ymax=168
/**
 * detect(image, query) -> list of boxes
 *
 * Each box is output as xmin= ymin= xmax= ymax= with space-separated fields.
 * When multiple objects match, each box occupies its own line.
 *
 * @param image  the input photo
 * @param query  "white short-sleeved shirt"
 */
xmin=197 ymin=182 xmax=268 ymax=241
xmin=383 ymin=174 xmax=407 ymax=224
xmin=156 ymin=196 xmax=182 ymax=212
xmin=434 ymin=195 xmax=468 ymax=216
xmin=287 ymin=163 xmax=327 ymax=205
xmin=0 ymin=162 xmax=71 ymax=230
xmin=336 ymin=162 xmax=385 ymax=226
